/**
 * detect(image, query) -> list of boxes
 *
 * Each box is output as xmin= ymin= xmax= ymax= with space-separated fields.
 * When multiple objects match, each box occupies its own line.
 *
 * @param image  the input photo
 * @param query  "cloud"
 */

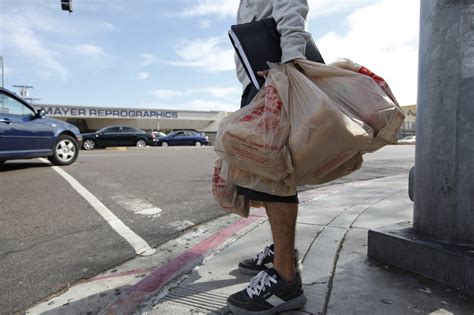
xmin=150 ymin=89 xmax=183 ymax=98
xmin=136 ymin=72 xmax=150 ymax=80
xmin=76 ymin=44 xmax=108 ymax=57
xmin=140 ymin=53 xmax=157 ymax=66
xmin=182 ymin=0 xmax=238 ymax=18
xmin=199 ymin=19 xmax=212 ymax=29
xmin=316 ymin=0 xmax=420 ymax=105
xmin=150 ymin=87 xmax=240 ymax=99
xmin=307 ymin=0 xmax=374 ymax=18
xmin=181 ymin=0 xmax=372 ymax=20
xmin=1 ymin=14 xmax=68 ymax=80
xmin=170 ymin=37 xmax=235 ymax=72
xmin=102 ymin=22 xmax=116 ymax=31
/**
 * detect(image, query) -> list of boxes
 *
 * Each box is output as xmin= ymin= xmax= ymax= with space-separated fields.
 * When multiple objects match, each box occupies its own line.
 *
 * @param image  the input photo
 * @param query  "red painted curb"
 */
xmin=103 ymin=211 xmax=266 ymax=314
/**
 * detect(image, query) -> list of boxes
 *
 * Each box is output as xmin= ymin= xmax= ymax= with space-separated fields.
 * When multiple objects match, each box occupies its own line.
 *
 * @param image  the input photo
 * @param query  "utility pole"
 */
xmin=368 ymin=0 xmax=474 ymax=294
xmin=13 ymin=85 xmax=34 ymax=99
xmin=0 ymin=56 xmax=4 ymax=88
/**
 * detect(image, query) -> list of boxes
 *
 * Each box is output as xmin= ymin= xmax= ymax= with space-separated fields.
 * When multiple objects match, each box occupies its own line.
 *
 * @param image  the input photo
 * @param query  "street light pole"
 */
xmin=368 ymin=0 xmax=474 ymax=294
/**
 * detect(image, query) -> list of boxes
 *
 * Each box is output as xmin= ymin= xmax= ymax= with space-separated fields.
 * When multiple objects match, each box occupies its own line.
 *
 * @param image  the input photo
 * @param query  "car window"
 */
xmin=174 ymin=132 xmax=185 ymax=137
xmin=122 ymin=127 xmax=139 ymax=133
xmin=104 ymin=127 xmax=121 ymax=133
xmin=185 ymin=131 xmax=197 ymax=136
xmin=0 ymin=93 xmax=35 ymax=117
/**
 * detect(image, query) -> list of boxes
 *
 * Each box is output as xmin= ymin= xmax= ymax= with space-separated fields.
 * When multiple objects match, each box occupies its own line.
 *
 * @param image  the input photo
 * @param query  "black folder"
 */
xmin=229 ymin=18 xmax=325 ymax=89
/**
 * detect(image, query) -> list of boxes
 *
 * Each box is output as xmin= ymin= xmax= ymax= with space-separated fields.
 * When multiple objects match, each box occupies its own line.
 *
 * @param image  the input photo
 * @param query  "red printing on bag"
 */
xmin=240 ymin=85 xmax=283 ymax=130
xmin=357 ymin=66 xmax=389 ymax=90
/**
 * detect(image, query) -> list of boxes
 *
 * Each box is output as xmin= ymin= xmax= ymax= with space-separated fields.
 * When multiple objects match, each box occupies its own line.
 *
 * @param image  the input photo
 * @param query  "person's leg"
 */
xmin=264 ymin=202 xmax=298 ymax=282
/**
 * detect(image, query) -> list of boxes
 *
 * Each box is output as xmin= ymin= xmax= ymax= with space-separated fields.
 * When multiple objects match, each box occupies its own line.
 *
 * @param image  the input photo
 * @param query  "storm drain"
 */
xmin=162 ymin=286 xmax=229 ymax=313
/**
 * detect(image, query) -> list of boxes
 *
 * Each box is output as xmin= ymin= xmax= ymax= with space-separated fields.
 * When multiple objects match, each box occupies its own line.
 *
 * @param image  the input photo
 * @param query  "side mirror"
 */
xmin=36 ymin=109 xmax=46 ymax=119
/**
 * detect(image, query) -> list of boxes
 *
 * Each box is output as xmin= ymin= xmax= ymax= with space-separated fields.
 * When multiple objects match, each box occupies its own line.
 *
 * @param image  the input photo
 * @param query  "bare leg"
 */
xmin=264 ymin=202 xmax=298 ymax=282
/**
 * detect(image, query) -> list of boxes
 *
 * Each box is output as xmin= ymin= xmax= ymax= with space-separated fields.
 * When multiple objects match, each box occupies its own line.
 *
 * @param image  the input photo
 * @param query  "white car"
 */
xmin=398 ymin=136 xmax=416 ymax=144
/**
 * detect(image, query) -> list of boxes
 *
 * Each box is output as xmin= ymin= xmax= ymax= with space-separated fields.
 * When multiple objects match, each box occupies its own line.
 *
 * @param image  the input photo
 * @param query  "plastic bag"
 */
xmin=295 ymin=58 xmax=405 ymax=146
xmin=214 ymin=76 xmax=293 ymax=182
xmin=269 ymin=62 xmax=374 ymax=186
xmin=212 ymin=158 xmax=249 ymax=217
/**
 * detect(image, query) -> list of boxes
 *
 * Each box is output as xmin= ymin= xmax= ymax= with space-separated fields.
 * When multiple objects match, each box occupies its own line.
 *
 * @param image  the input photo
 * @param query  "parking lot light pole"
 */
xmin=367 ymin=0 xmax=474 ymax=294
xmin=1 ymin=56 xmax=4 ymax=88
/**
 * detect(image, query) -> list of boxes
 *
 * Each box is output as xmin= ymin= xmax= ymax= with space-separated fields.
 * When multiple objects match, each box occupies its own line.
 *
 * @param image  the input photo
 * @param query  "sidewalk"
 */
xmin=27 ymin=174 xmax=474 ymax=314
xmin=139 ymin=175 xmax=474 ymax=314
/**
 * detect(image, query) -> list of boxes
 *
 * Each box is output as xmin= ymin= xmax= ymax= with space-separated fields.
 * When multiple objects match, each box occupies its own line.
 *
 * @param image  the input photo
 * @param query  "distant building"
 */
xmin=33 ymin=103 xmax=230 ymax=144
xmin=400 ymin=104 xmax=416 ymax=138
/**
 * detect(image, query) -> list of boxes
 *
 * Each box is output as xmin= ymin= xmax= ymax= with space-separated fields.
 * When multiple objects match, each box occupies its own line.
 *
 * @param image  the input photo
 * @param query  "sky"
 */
xmin=0 ymin=0 xmax=420 ymax=111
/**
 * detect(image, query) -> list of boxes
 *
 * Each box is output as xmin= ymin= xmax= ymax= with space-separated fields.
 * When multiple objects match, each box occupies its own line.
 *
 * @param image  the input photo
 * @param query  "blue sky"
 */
xmin=0 ymin=0 xmax=420 ymax=111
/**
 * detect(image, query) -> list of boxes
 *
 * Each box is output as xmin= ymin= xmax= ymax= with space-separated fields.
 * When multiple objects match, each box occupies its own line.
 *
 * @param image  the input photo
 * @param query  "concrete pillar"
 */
xmin=367 ymin=0 xmax=474 ymax=294
xmin=414 ymin=0 xmax=474 ymax=246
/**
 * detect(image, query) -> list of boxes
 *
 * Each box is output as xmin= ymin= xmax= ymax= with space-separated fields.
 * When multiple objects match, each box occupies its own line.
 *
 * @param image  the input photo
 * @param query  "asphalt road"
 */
xmin=0 ymin=145 xmax=415 ymax=313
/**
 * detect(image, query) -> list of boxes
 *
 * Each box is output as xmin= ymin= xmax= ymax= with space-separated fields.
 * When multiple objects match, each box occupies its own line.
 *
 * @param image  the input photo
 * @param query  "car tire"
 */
xmin=194 ymin=141 xmax=202 ymax=147
xmin=82 ymin=139 xmax=96 ymax=150
xmin=136 ymin=139 xmax=147 ymax=148
xmin=48 ymin=134 xmax=79 ymax=166
xmin=0 ymin=160 xmax=5 ymax=165
xmin=161 ymin=141 xmax=169 ymax=147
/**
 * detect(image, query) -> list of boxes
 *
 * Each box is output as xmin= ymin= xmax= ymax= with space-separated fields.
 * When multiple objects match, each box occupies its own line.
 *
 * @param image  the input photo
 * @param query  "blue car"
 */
xmin=156 ymin=130 xmax=209 ymax=147
xmin=0 ymin=87 xmax=82 ymax=166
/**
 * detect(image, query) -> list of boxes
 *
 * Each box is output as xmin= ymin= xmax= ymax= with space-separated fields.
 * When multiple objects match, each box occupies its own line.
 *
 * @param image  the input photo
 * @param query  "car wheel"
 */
xmin=48 ymin=134 xmax=79 ymax=166
xmin=136 ymin=139 xmax=147 ymax=148
xmin=0 ymin=160 xmax=5 ymax=165
xmin=194 ymin=141 xmax=202 ymax=147
xmin=82 ymin=139 xmax=96 ymax=150
xmin=161 ymin=141 xmax=169 ymax=147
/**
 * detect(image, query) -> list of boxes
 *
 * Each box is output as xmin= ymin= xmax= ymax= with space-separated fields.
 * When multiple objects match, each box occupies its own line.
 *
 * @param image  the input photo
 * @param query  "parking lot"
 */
xmin=0 ymin=145 xmax=415 ymax=313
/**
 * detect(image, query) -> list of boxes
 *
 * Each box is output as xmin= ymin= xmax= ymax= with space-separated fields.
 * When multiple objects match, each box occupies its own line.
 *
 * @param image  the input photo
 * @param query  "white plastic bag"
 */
xmin=212 ymin=158 xmax=249 ymax=217
xmin=214 ymin=76 xmax=293 ymax=182
xmin=269 ymin=62 xmax=374 ymax=185
xmin=296 ymin=58 xmax=405 ymax=146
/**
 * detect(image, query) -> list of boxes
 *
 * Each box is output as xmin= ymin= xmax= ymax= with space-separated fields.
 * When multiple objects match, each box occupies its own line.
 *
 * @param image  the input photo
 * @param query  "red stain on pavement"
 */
xmin=103 ymin=212 xmax=266 ymax=314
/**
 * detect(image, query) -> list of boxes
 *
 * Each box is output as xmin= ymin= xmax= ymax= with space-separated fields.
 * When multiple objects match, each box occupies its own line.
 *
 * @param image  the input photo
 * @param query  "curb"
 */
xmin=101 ymin=209 xmax=267 ymax=314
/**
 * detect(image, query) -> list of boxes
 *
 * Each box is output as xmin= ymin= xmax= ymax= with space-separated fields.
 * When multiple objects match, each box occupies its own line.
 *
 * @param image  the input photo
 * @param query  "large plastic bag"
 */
xmin=212 ymin=158 xmax=249 ymax=217
xmin=269 ymin=62 xmax=374 ymax=185
xmin=295 ymin=58 xmax=405 ymax=147
xmin=214 ymin=76 xmax=293 ymax=182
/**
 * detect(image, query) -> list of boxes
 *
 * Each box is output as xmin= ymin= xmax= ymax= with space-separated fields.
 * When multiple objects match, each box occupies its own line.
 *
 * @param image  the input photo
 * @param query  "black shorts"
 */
xmin=235 ymin=84 xmax=298 ymax=204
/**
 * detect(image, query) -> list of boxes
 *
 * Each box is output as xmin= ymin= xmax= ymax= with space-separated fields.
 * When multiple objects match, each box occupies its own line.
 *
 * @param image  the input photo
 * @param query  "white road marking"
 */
xmin=111 ymin=195 xmax=162 ymax=218
xmin=39 ymin=158 xmax=156 ymax=256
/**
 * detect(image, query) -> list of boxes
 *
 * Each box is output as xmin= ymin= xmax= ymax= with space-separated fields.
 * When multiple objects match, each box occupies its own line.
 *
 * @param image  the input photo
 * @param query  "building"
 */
xmin=400 ymin=104 xmax=416 ymax=138
xmin=33 ymin=103 xmax=229 ymax=144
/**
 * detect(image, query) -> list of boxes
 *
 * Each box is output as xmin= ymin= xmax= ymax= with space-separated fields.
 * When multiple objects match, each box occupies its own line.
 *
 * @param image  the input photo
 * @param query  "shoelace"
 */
xmin=252 ymin=246 xmax=274 ymax=266
xmin=246 ymin=271 xmax=278 ymax=298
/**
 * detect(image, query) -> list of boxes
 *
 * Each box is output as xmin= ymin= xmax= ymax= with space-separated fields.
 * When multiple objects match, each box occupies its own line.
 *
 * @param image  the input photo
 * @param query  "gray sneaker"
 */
xmin=238 ymin=244 xmax=302 ymax=275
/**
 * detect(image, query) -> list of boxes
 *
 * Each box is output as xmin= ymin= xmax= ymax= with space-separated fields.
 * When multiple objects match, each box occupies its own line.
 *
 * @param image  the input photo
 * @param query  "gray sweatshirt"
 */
xmin=235 ymin=0 xmax=311 ymax=88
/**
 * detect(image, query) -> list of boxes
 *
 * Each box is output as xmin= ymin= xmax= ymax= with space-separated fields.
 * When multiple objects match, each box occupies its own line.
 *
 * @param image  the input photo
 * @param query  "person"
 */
xmin=226 ymin=1 xmax=312 ymax=314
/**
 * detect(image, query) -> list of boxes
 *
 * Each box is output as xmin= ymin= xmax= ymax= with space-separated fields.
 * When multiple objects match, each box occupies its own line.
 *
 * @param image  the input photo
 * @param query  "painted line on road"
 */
xmin=102 ymin=208 xmax=267 ymax=315
xmin=39 ymin=158 xmax=156 ymax=256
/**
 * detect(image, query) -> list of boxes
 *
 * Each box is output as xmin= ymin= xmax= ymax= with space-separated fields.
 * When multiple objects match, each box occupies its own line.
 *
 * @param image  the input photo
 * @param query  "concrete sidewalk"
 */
xmin=139 ymin=175 xmax=474 ymax=314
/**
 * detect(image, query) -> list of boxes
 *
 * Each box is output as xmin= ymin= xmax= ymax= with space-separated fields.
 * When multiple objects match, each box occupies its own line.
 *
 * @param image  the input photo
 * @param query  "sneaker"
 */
xmin=227 ymin=268 xmax=306 ymax=315
xmin=238 ymin=244 xmax=302 ymax=275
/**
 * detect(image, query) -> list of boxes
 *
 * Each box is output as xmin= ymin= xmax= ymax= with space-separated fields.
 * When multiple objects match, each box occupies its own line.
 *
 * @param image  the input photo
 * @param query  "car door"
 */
xmin=100 ymin=127 xmax=121 ymax=147
xmin=122 ymin=127 xmax=141 ymax=146
xmin=171 ymin=131 xmax=186 ymax=145
xmin=184 ymin=131 xmax=197 ymax=145
xmin=0 ymin=91 xmax=54 ymax=156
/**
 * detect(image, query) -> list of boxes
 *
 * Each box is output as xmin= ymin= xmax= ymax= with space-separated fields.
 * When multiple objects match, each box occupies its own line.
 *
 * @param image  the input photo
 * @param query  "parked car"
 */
xmin=151 ymin=131 xmax=166 ymax=139
xmin=81 ymin=125 xmax=155 ymax=150
xmin=156 ymin=130 xmax=209 ymax=147
xmin=0 ymin=87 xmax=82 ymax=165
xmin=398 ymin=135 xmax=416 ymax=144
